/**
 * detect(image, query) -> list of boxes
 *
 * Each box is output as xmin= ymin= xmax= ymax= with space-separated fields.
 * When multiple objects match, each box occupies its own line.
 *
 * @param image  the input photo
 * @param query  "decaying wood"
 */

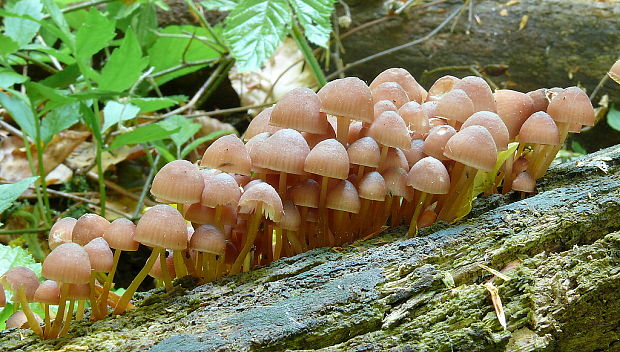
xmin=1 ymin=144 xmax=620 ymax=351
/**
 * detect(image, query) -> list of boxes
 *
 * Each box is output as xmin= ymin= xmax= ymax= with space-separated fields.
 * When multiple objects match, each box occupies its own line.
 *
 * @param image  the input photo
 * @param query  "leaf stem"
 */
xmin=132 ymin=152 xmax=160 ymax=219
xmin=0 ymin=228 xmax=50 ymax=235
xmin=291 ymin=22 xmax=327 ymax=87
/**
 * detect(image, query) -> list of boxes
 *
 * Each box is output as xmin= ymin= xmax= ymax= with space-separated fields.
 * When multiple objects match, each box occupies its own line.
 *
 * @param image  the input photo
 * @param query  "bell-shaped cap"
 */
xmin=243 ymin=107 xmax=281 ymax=141
xmin=370 ymin=68 xmax=427 ymax=103
xmin=238 ymin=182 xmax=284 ymax=222
xmin=461 ymin=111 xmax=510 ymax=151
xmin=407 ymin=157 xmax=450 ymax=194
xmin=434 ymin=89 xmax=475 ymax=123
xmin=1 ymin=267 xmax=39 ymax=302
xmin=134 ymin=205 xmax=188 ymax=251
xmin=423 ymin=125 xmax=457 ymax=161
xmin=527 ymin=88 xmax=549 ymax=112
xmin=381 ymin=167 xmax=414 ymax=201
xmin=304 ymin=139 xmax=350 ymax=180
xmin=288 ymin=179 xmax=320 ymax=208
xmin=48 ymin=217 xmax=76 ymax=250
xmin=547 ymin=87 xmax=595 ymax=127
xmin=608 ymin=58 xmax=620 ymax=84
xmin=368 ymin=111 xmax=411 ymax=150
xmin=200 ymin=134 xmax=252 ymax=176
xmin=201 ymin=173 xmax=242 ymax=208
xmin=512 ymin=171 xmax=536 ymax=193
xmin=318 ymin=77 xmax=373 ymax=123
xmin=277 ymin=201 xmax=301 ymax=231
xmin=34 ymin=280 xmax=60 ymax=305
xmin=149 ymin=254 xmax=176 ymax=280
xmin=379 ymin=148 xmax=408 ymax=172
xmin=84 ymin=237 xmax=114 ymax=273
xmin=254 ymin=129 xmax=310 ymax=175
xmin=348 ymin=137 xmax=381 ymax=168
xmin=326 ymin=180 xmax=361 ymax=214
xmin=302 ymin=121 xmax=336 ymax=148
xmin=42 ymin=243 xmax=91 ymax=284
xmin=454 ymin=76 xmax=497 ymax=112
xmin=421 ymin=101 xmax=438 ymax=118
xmin=443 ymin=126 xmax=498 ymax=172
xmin=103 ymin=218 xmax=139 ymax=252
xmin=371 ymin=82 xmax=409 ymax=108
xmin=494 ymin=89 xmax=536 ymax=139
xmin=427 ymin=75 xmax=460 ymax=101
xmin=245 ymin=132 xmax=275 ymax=175
xmin=399 ymin=101 xmax=430 ymax=136
xmin=270 ymin=88 xmax=329 ymax=134
xmin=72 ymin=213 xmax=110 ymax=246
xmin=151 ymin=160 xmax=204 ymax=203
xmin=402 ymin=139 xmax=426 ymax=168
xmin=519 ymin=111 xmax=560 ymax=145
xmin=358 ymin=171 xmax=387 ymax=201
xmin=374 ymin=100 xmax=398 ymax=119
xmin=189 ymin=225 xmax=226 ymax=256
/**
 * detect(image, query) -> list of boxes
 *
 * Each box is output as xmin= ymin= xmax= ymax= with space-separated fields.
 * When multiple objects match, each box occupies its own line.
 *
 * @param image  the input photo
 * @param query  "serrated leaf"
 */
xmin=159 ymin=115 xmax=202 ymax=148
xmin=108 ymin=122 xmax=181 ymax=150
xmin=289 ymin=0 xmax=335 ymax=48
xmin=41 ymin=102 xmax=80 ymax=144
xmin=0 ymin=90 xmax=37 ymax=138
xmin=0 ymin=177 xmax=38 ymax=214
xmin=148 ymin=25 xmax=221 ymax=85
xmin=4 ymin=0 xmax=44 ymax=47
xmin=0 ymin=34 xmax=19 ymax=57
xmin=102 ymin=101 xmax=140 ymax=133
xmin=128 ymin=96 xmax=186 ymax=113
xmin=75 ymin=8 xmax=116 ymax=61
xmin=0 ymin=69 xmax=28 ymax=89
xmin=201 ymin=0 xmax=239 ymax=11
xmin=96 ymin=28 xmax=149 ymax=92
xmin=607 ymin=103 xmax=620 ymax=132
xmin=223 ymin=0 xmax=291 ymax=72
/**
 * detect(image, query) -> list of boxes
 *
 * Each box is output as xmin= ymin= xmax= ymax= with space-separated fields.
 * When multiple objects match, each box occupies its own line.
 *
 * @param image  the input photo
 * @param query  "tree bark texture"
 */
xmin=338 ymin=0 xmax=620 ymax=100
xmin=1 ymin=144 xmax=619 ymax=351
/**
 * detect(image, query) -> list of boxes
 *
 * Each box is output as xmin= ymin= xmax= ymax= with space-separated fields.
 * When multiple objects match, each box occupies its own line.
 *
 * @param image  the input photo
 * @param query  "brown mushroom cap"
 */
xmin=369 ymin=68 xmax=427 ymax=103
xmin=454 ymin=76 xmax=497 ymax=112
xmin=48 ymin=217 xmax=77 ymax=250
xmin=1 ymin=267 xmax=39 ymax=302
xmin=434 ymin=89 xmax=475 ymax=123
xmin=149 ymin=253 xmax=176 ymax=280
xmin=427 ymin=75 xmax=460 ymax=101
xmin=494 ymin=89 xmax=536 ymax=139
xmin=608 ymin=58 xmax=620 ymax=84
xmin=407 ymin=156 xmax=450 ymax=194
xmin=317 ymin=77 xmax=374 ymax=123
xmin=103 ymin=218 xmax=139 ymax=252
xmin=326 ymin=180 xmax=361 ymax=214
xmin=151 ymin=160 xmax=204 ymax=204
xmin=358 ymin=171 xmax=387 ymax=201
xmin=277 ymin=201 xmax=301 ymax=231
xmin=6 ymin=311 xmax=28 ymax=329
xmin=245 ymin=132 xmax=275 ymax=175
xmin=269 ymin=88 xmax=329 ymax=134
xmin=67 ymin=283 xmax=90 ymax=300
xmin=421 ymin=101 xmax=438 ymax=118
xmin=72 ymin=213 xmax=110 ymax=246
xmin=461 ymin=111 xmax=510 ymax=151
xmin=443 ymin=126 xmax=498 ymax=172
xmin=546 ymin=87 xmax=595 ymax=127
xmin=371 ymin=82 xmax=409 ymax=108
xmin=288 ymin=179 xmax=320 ymax=208
xmin=254 ymin=129 xmax=310 ymax=175
xmin=379 ymin=148 xmax=408 ymax=172
xmin=201 ymin=173 xmax=242 ymax=208
xmin=374 ymin=100 xmax=398 ymax=119
xmin=402 ymin=139 xmax=426 ymax=168
xmin=423 ymin=125 xmax=457 ymax=161
xmin=134 ymin=205 xmax=188 ymax=251
xmin=238 ymin=182 xmax=284 ymax=222
xmin=189 ymin=225 xmax=226 ymax=256
xmin=184 ymin=203 xmax=237 ymax=225
xmin=84 ymin=237 xmax=114 ymax=273
xmin=33 ymin=280 xmax=60 ymax=305
xmin=304 ymin=139 xmax=350 ymax=180
xmin=512 ymin=171 xmax=536 ymax=193
xmin=302 ymin=121 xmax=336 ymax=149
xmin=527 ymin=88 xmax=549 ymax=112
xmin=200 ymin=134 xmax=252 ymax=176
xmin=347 ymin=136 xmax=381 ymax=168
xmin=368 ymin=111 xmax=411 ymax=150
xmin=243 ymin=107 xmax=281 ymax=141
xmin=399 ymin=101 xmax=430 ymax=136
xmin=42 ymin=243 xmax=91 ymax=284
xmin=382 ymin=167 xmax=414 ymax=201
xmin=519 ymin=111 xmax=561 ymax=145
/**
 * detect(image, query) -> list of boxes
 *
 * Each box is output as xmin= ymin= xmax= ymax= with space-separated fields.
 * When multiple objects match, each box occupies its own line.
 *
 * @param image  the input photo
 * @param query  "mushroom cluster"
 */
xmin=3 ymin=68 xmax=596 ymax=339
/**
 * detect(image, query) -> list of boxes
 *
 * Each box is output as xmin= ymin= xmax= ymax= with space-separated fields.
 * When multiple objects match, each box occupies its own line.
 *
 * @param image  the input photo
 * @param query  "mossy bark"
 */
xmin=2 ymin=145 xmax=620 ymax=351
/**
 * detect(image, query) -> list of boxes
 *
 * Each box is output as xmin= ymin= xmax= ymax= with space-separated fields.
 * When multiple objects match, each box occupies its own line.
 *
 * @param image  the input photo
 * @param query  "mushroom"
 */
xmin=242 ymin=107 xmax=281 ymax=141
xmin=347 ymin=136 xmax=381 ymax=179
xmin=608 ymin=58 xmax=620 ymax=84
xmin=326 ymin=180 xmax=361 ymax=245
xmin=0 ymin=267 xmax=42 ymax=337
xmin=33 ymin=280 xmax=60 ymax=336
xmin=454 ymin=76 xmax=497 ymax=113
xmin=189 ymin=225 xmax=227 ymax=281
xmin=367 ymin=111 xmax=411 ymax=166
xmin=356 ymin=171 xmax=387 ymax=236
xmin=83 ymin=237 xmax=113 ymax=320
xmin=71 ymin=213 xmax=110 ymax=246
xmin=48 ymin=217 xmax=76 ymax=250
xmin=269 ymin=87 xmax=329 ymax=135
xmin=369 ymin=68 xmax=427 ymax=103
xmin=200 ymin=134 xmax=252 ymax=176
xmin=406 ymin=157 xmax=450 ymax=237
xmin=371 ymin=82 xmax=409 ymax=108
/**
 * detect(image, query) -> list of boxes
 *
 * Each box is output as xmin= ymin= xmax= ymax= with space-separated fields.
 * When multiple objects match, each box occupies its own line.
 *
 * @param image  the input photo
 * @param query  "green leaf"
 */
xmin=180 ymin=130 xmax=232 ymax=158
xmin=289 ymin=0 xmax=335 ymax=48
xmin=4 ymin=0 xmax=44 ymax=47
xmin=128 ymin=96 xmax=186 ymax=113
xmin=223 ymin=0 xmax=291 ymax=72
xmin=152 ymin=140 xmax=177 ymax=163
xmin=473 ymin=142 xmax=520 ymax=199
xmin=102 ymin=101 xmax=140 ymax=133
xmin=201 ymin=0 xmax=239 ymax=11
xmin=25 ymin=81 xmax=75 ymax=107
xmin=607 ymin=103 xmax=620 ymax=132
xmin=40 ymin=64 xmax=80 ymax=89
xmin=41 ymin=102 xmax=80 ymax=144
xmin=0 ymin=304 xmax=13 ymax=330
xmin=0 ymin=69 xmax=28 ymax=89
xmin=108 ymin=122 xmax=181 ymax=150
xmin=41 ymin=0 xmax=72 ymax=40
xmin=96 ymin=28 xmax=149 ymax=92
xmin=0 ymin=177 xmax=39 ymax=215
xmin=75 ymin=8 xmax=116 ymax=61
xmin=571 ymin=140 xmax=587 ymax=155
xmin=0 ymin=90 xmax=37 ymax=138
xmin=148 ymin=25 xmax=221 ymax=84
xmin=0 ymin=35 xmax=19 ymax=58
xmin=80 ymin=102 xmax=102 ymax=144
xmin=159 ymin=115 xmax=202 ymax=148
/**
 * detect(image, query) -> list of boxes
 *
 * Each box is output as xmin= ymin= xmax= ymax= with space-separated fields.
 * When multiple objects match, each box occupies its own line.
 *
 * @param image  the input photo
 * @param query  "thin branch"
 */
xmin=469 ymin=65 xmax=498 ymax=90
xmin=42 ymin=0 xmax=114 ymax=19
xmin=86 ymin=171 xmax=156 ymax=206
xmin=45 ymin=188 xmax=130 ymax=217
xmin=327 ymin=7 xmax=461 ymax=80
xmin=590 ymin=75 xmax=610 ymax=102
xmin=0 ymin=228 xmax=50 ymax=235
xmin=184 ymin=102 xmax=276 ymax=118
xmin=132 ymin=153 xmax=160 ymax=219
xmin=150 ymin=59 xmax=218 ymax=79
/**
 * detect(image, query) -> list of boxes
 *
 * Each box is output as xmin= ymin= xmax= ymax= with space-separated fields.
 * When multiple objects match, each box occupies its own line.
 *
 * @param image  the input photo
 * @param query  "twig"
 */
xmin=150 ymin=59 xmax=218 ymax=79
xmin=0 ymin=228 xmax=50 ymax=235
xmin=132 ymin=153 xmax=160 ymax=219
xmin=262 ymin=59 xmax=304 ymax=103
xmin=590 ymin=75 xmax=610 ymax=102
xmin=86 ymin=171 xmax=156 ymax=206
xmin=469 ymin=65 xmax=498 ymax=90
xmin=13 ymin=53 xmax=57 ymax=74
xmin=45 ymin=188 xmax=129 ymax=217
xmin=180 ymin=102 xmax=276 ymax=118
xmin=327 ymin=7 xmax=461 ymax=80
xmin=41 ymin=0 xmax=114 ymax=19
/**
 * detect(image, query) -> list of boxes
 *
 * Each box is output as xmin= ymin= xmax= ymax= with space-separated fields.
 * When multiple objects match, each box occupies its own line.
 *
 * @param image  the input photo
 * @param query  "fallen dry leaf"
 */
xmin=484 ymin=281 xmax=507 ymax=330
xmin=519 ymin=15 xmax=529 ymax=30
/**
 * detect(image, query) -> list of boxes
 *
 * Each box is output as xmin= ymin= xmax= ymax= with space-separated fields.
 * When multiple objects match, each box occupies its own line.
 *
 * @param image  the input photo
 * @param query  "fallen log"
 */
xmin=1 ymin=144 xmax=619 ymax=351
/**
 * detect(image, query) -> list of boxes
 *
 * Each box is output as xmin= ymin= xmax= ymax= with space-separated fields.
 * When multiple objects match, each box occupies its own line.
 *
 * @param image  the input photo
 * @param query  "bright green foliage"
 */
xmin=41 ymin=102 xmax=80 ymax=144
xmin=109 ymin=121 xmax=182 ymax=150
xmin=0 ymin=34 xmax=19 ymax=57
xmin=129 ymin=96 xmax=187 ymax=113
xmin=75 ymin=9 xmax=116 ymax=63
xmin=607 ymin=104 xmax=620 ymax=132
xmin=161 ymin=115 xmax=202 ymax=149
xmin=201 ymin=0 xmax=239 ymax=11
xmin=0 ymin=90 xmax=36 ymax=138
xmin=102 ymin=101 xmax=141 ymax=133
xmin=289 ymin=0 xmax=335 ymax=48
xmin=96 ymin=28 xmax=149 ymax=92
xmin=4 ymin=0 xmax=44 ymax=47
xmin=223 ymin=0 xmax=292 ymax=72
xmin=0 ymin=69 xmax=27 ymax=89
xmin=0 ymin=177 xmax=38 ymax=215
